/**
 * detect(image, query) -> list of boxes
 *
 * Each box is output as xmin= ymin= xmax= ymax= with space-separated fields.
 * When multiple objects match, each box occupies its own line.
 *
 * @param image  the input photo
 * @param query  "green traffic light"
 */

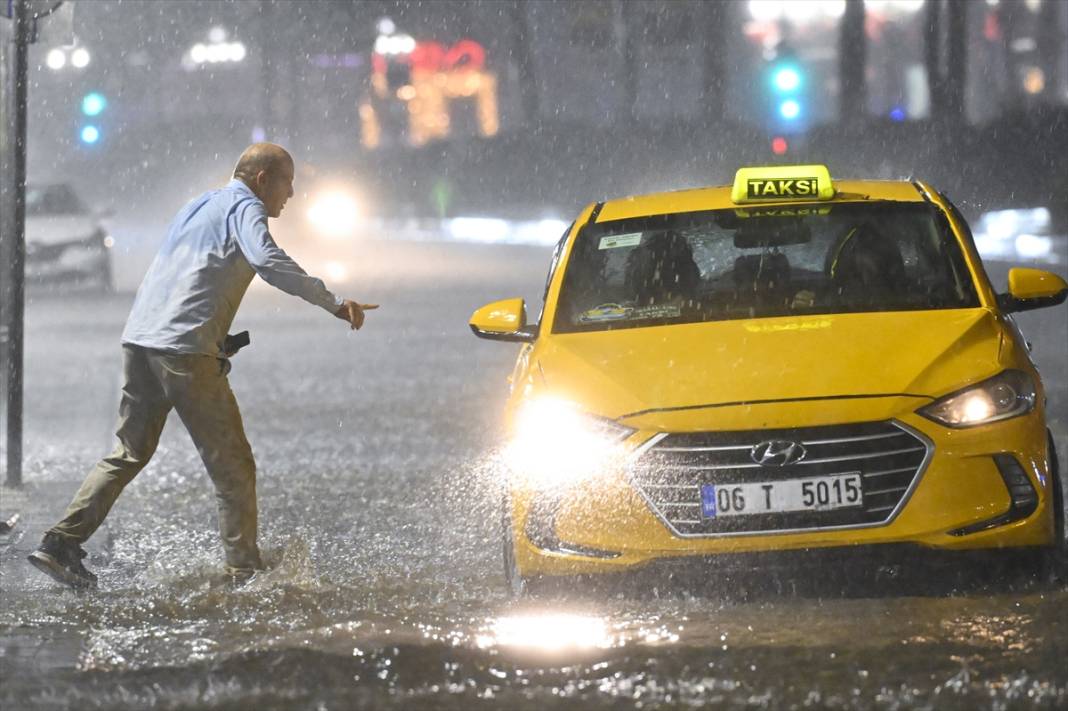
xmin=768 ymin=64 xmax=803 ymax=93
xmin=779 ymin=99 xmax=801 ymax=120
xmin=771 ymin=66 xmax=801 ymax=93
xmin=81 ymin=92 xmax=107 ymax=116
xmin=80 ymin=125 xmax=100 ymax=144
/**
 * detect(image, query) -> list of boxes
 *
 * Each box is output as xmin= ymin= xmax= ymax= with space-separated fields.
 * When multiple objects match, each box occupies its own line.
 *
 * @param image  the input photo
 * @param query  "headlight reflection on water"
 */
xmin=476 ymin=613 xmax=615 ymax=652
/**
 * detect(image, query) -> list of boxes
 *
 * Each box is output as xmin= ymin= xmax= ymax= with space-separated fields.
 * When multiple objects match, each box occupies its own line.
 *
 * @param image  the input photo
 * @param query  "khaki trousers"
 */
xmin=50 ymin=345 xmax=262 ymax=571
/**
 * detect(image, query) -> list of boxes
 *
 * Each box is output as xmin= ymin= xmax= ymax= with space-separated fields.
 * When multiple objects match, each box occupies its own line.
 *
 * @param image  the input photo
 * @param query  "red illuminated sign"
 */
xmin=373 ymin=39 xmax=486 ymax=76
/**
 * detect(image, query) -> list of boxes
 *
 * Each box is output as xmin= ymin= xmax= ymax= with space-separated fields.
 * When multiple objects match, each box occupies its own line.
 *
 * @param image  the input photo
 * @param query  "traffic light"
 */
xmin=80 ymin=125 xmax=100 ymax=144
xmin=766 ymin=52 xmax=805 ymax=133
xmin=81 ymin=92 xmax=106 ymax=116
xmin=771 ymin=65 xmax=801 ymax=93
xmin=79 ymin=91 xmax=107 ymax=144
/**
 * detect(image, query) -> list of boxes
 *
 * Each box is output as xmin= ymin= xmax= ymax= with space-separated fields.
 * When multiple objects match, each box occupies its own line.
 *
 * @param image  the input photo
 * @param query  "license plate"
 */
xmin=700 ymin=473 xmax=863 ymax=518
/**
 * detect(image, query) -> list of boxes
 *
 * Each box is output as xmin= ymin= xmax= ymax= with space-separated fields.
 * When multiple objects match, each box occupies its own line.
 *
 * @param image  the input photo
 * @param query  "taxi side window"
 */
xmin=937 ymin=191 xmax=993 ymax=295
xmin=536 ymin=222 xmax=575 ymax=323
xmin=543 ymin=222 xmax=573 ymax=300
xmin=914 ymin=206 xmax=980 ymax=304
xmin=939 ymin=193 xmax=977 ymax=248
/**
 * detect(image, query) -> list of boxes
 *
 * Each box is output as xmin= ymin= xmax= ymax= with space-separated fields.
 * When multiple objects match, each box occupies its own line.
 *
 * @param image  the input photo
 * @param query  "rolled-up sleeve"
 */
xmin=232 ymin=200 xmax=343 ymax=314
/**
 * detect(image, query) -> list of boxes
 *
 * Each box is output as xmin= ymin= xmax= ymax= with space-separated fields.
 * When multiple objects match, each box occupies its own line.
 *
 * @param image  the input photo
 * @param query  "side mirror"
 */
xmin=469 ymin=298 xmax=538 ymax=342
xmin=997 ymin=268 xmax=1068 ymax=313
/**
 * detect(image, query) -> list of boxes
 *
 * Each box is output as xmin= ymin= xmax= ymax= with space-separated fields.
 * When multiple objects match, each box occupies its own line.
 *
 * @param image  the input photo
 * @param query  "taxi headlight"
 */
xmin=504 ymin=398 xmax=634 ymax=488
xmin=919 ymin=370 xmax=1036 ymax=428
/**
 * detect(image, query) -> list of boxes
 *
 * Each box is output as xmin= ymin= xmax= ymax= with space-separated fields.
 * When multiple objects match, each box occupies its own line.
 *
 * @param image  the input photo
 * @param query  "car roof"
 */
xmin=595 ymin=179 xmax=928 ymax=223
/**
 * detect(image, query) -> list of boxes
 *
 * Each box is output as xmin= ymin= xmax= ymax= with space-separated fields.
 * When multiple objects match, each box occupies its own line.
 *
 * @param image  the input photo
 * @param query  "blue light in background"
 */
xmin=772 ymin=66 xmax=801 ymax=92
xmin=81 ymin=92 xmax=107 ymax=116
xmin=779 ymin=99 xmax=801 ymax=120
xmin=80 ymin=125 xmax=100 ymax=144
xmin=889 ymin=106 xmax=906 ymax=122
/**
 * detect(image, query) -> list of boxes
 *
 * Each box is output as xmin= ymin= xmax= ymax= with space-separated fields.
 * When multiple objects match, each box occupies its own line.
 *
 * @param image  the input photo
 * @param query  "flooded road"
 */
xmin=2 ymin=240 xmax=1066 ymax=710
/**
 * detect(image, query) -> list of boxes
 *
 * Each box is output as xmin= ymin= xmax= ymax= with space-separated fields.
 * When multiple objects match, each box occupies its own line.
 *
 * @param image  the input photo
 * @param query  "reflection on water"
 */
xmin=942 ymin=613 xmax=1035 ymax=653
xmin=477 ymin=613 xmax=615 ymax=652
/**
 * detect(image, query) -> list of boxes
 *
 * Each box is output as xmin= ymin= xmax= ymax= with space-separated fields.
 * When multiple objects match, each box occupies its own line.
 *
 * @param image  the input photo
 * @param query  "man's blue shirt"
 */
xmin=122 ymin=179 xmax=342 ymax=356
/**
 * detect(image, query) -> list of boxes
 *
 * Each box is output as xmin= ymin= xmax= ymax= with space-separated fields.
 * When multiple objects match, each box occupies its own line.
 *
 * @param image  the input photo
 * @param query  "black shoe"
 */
xmin=27 ymin=532 xmax=98 ymax=590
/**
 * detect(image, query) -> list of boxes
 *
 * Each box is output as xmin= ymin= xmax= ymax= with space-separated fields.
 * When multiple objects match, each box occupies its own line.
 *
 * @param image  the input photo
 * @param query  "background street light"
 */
xmin=188 ymin=40 xmax=246 ymax=65
xmin=186 ymin=26 xmax=246 ymax=68
xmin=44 ymin=45 xmax=90 ymax=71
xmin=45 ymin=48 xmax=65 ymax=69
xmin=70 ymin=47 xmax=90 ymax=68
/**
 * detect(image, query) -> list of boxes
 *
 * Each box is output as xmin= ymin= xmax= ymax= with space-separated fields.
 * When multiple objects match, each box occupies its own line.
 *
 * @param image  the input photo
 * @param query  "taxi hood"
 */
xmin=536 ymin=309 xmax=1007 ymax=419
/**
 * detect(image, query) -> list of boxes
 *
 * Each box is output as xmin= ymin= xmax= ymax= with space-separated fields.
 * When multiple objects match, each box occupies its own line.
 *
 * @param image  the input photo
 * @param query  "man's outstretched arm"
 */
xmin=234 ymin=201 xmax=377 ymax=327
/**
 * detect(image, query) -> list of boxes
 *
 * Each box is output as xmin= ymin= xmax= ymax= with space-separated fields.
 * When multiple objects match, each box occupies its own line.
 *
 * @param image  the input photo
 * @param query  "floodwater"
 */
xmin=1 ymin=239 xmax=1066 ymax=710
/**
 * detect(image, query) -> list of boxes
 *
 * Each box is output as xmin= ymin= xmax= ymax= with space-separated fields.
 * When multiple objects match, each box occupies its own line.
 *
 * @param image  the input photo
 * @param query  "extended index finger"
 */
xmin=359 ymin=304 xmax=380 ymax=310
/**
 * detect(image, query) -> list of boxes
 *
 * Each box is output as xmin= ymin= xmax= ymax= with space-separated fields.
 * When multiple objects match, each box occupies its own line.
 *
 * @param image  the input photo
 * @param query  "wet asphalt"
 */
xmin=1 ymin=238 xmax=1066 ymax=710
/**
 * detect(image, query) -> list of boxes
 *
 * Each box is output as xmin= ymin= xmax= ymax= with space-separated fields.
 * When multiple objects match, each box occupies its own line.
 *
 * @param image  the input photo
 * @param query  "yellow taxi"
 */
xmin=470 ymin=165 xmax=1068 ymax=593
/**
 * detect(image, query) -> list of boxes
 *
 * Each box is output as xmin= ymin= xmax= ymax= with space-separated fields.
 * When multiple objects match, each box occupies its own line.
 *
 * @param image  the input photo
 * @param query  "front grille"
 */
xmin=629 ymin=420 xmax=930 ymax=537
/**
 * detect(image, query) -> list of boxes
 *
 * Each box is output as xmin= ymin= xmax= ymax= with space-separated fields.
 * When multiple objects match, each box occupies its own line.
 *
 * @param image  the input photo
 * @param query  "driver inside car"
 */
xmin=623 ymin=229 xmax=702 ymax=306
xmin=828 ymin=222 xmax=908 ymax=307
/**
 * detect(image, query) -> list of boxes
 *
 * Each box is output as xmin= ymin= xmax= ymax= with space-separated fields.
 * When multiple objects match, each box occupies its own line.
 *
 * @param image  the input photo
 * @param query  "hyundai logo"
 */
xmin=751 ymin=440 xmax=807 ymax=466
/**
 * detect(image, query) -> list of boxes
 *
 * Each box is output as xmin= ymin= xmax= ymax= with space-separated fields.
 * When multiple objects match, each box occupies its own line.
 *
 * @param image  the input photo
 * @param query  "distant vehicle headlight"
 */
xmin=919 ymin=370 xmax=1036 ymax=428
xmin=307 ymin=189 xmax=360 ymax=239
xmin=504 ymin=397 xmax=634 ymax=489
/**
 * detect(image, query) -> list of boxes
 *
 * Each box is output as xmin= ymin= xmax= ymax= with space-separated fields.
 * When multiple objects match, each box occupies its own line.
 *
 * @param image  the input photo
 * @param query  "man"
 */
xmin=27 ymin=143 xmax=376 ymax=589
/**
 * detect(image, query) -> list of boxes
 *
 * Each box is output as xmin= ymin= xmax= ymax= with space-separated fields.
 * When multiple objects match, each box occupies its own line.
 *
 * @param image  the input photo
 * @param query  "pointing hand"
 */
xmin=335 ymin=300 xmax=379 ymax=330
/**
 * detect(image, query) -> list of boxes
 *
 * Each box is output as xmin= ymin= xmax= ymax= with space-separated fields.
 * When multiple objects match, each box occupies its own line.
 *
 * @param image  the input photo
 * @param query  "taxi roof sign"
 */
xmin=731 ymin=164 xmax=835 ymax=204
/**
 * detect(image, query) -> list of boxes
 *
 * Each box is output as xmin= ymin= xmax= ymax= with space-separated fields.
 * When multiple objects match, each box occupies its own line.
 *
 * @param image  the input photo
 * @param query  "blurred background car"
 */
xmin=25 ymin=183 xmax=114 ymax=293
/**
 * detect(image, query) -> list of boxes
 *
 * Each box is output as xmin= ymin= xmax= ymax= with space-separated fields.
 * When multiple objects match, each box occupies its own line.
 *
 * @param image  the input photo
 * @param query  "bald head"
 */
xmin=233 ymin=143 xmax=293 ymax=183
xmin=234 ymin=143 xmax=295 ymax=218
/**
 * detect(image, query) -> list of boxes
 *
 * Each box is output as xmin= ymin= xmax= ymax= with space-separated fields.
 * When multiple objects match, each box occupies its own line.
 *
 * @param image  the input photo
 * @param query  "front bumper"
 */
xmin=507 ymin=407 xmax=1056 ymax=578
xmin=522 ymin=544 xmax=1055 ymax=597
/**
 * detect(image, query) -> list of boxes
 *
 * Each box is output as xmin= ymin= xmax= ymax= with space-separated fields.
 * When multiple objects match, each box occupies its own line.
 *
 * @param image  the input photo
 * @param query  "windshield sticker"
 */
xmin=579 ymin=302 xmax=683 ymax=323
xmin=743 ymin=318 xmax=832 ymax=333
xmin=735 ymin=207 xmax=832 ymax=219
xmin=579 ymin=304 xmax=633 ymax=322
xmin=630 ymin=304 xmax=682 ymax=320
xmin=599 ymin=233 xmax=643 ymax=250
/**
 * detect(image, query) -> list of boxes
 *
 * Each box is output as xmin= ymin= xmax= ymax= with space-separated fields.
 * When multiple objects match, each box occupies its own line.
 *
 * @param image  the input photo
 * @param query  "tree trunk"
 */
xmin=838 ymin=0 xmax=868 ymax=125
xmin=924 ymin=0 xmax=945 ymax=121
xmin=508 ymin=1 xmax=539 ymax=126
xmin=1036 ymin=0 xmax=1064 ymax=103
xmin=945 ymin=0 xmax=968 ymax=125
xmin=619 ymin=0 xmax=639 ymax=125
xmin=258 ymin=0 xmax=276 ymax=140
xmin=700 ymin=0 xmax=728 ymax=125
xmin=998 ymin=0 xmax=1025 ymax=109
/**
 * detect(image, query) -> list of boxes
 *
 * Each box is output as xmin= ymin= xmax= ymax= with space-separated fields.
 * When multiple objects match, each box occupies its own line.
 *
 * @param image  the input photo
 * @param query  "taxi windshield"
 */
xmin=554 ymin=202 xmax=979 ymax=334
